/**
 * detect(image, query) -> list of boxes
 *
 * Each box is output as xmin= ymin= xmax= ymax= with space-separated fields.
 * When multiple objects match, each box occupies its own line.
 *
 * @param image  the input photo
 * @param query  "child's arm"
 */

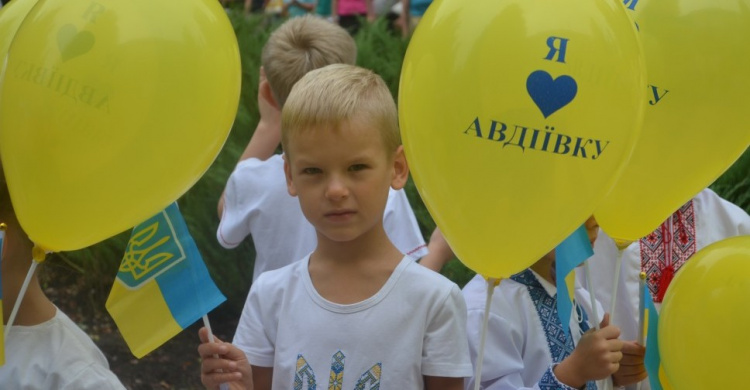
xmin=553 ymin=314 xmax=623 ymax=389
xmin=218 ymin=67 xmax=281 ymax=217
xmin=198 ymin=327 xmax=254 ymax=389
xmin=424 ymin=376 xmax=464 ymax=390
xmin=419 ymin=227 xmax=454 ymax=272
xmin=612 ymin=341 xmax=646 ymax=387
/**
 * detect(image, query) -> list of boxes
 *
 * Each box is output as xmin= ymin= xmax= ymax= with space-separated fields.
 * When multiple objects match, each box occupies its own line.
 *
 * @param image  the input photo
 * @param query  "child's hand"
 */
xmin=554 ymin=313 xmax=623 ymax=388
xmin=198 ymin=327 xmax=253 ymax=390
xmin=612 ymin=341 xmax=647 ymax=387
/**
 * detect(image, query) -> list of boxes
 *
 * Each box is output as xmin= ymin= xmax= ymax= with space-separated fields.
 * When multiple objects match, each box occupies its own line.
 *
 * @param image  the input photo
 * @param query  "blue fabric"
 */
xmin=555 ymin=224 xmax=594 ymax=335
xmin=145 ymin=203 xmax=226 ymax=329
xmin=511 ymin=270 xmax=596 ymax=390
xmin=409 ymin=0 xmax=432 ymax=16
xmin=644 ymin=285 xmax=663 ymax=390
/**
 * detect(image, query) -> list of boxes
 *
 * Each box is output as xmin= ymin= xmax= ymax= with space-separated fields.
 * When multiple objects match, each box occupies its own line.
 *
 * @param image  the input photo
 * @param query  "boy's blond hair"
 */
xmin=262 ymin=15 xmax=357 ymax=108
xmin=281 ymin=64 xmax=400 ymax=156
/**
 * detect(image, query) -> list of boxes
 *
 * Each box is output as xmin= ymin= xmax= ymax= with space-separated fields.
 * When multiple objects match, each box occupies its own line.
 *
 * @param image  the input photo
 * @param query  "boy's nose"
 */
xmin=325 ymin=176 xmax=349 ymax=201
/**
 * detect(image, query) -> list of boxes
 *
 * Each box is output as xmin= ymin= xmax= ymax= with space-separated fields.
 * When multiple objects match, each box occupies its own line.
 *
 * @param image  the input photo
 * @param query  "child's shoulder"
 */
xmin=461 ymin=273 xmax=530 ymax=312
xmin=251 ymin=256 xmax=309 ymax=294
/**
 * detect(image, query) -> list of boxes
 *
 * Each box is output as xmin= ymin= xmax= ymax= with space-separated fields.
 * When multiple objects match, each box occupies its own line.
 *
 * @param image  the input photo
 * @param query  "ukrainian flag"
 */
xmin=106 ymin=203 xmax=225 ymax=358
xmin=644 ymin=283 xmax=671 ymax=390
xmin=1 ymin=224 xmax=6 ymax=366
xmin=555 ymin=224 xmax=593 ymax=335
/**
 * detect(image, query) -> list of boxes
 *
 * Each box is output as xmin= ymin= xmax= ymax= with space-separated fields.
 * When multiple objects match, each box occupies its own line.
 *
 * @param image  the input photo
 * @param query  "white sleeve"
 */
xmin=217 ymin=159 xmax=266 ymax=249
xmin=384 ymin=188 xmax=428 ymax=258
xmin=232 ymin=275 xmax=277 ymax=367
xmin=696 ymin=188 xmax=750 ymax=240
xmin=422 ymin=285 xmax=474 ymax=378
xmin=60 ymin=365 xmax=126 ymax=390
xmin=464 ymin=302 xmax=577 ymax=390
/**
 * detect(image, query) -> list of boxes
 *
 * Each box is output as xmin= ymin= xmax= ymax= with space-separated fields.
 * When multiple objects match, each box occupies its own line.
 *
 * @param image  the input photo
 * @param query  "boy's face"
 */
xmin=283 ymin=117 xmax=408 ymax=244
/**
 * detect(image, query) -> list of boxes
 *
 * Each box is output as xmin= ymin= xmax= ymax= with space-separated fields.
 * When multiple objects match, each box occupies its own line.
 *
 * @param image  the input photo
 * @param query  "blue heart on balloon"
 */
xmin=526 ymin=70 xmax=578 ymax=118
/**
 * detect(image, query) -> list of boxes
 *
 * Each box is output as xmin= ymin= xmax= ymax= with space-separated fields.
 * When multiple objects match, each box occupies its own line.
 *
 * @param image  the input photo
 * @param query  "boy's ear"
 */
xmin=259 ymin=66 xmax=280 ymax=110
xmin=390 ymin=145 xmax=409 ymax=190
xmin=283 ymin=154 xmax=298 ymax=197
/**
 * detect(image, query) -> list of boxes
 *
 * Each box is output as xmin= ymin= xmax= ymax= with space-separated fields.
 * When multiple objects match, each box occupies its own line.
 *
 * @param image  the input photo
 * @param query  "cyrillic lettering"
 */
xmin=31 ymin=66 xmax=48 ymax=85
xmin=464 ymin=117 xmax=482 ymax=138
xmin=95 ymin=95 xmax=110 ymax=112
xmin=79 ymin=85 xmax=96 ymax=106
xmin=487 ymin=120 xmax=507 ymax=142
xmin=544 ymin=37 xmax=569 ymax=63
xmin=572 ymin=137 xmax=591 ymax=158
xmin=503 ymin=126 xmax=527 ymax=151
xmin=592 ymin=140 xmax=610 ymax=160
xmin=623 ymin=0 xmax=639 ymax=11
xmin=648 ymin=85 xmax=669 ymax=105
xmin=528 ymin=128 xmax=541 ymax=149
xmin=83 ymin=2 xmax=107 ymax=23
xmin=553 ymin=134 xmax=572 ymax=155
xmin=540 ymin=126 xmax=555 ymax=151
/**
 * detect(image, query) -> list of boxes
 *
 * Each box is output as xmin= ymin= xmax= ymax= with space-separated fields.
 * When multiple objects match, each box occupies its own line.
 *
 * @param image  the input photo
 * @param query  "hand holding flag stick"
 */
xmin=202 ymin=315 xmax=230 ymax=390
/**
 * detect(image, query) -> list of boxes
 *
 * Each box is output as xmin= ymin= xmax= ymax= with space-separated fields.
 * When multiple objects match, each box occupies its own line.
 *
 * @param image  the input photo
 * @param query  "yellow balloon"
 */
xmin=658 ymin=235 xmax=750 ymax=390
xmin=595 ymin=0 xmax=750 ymax=243
xmin=0 ymin=0 xmax=240 ymax=251
xmin=0 ymin=0 xmax=39 ymax=64
xmin=399 ymin=0 xmax=646 ymax=278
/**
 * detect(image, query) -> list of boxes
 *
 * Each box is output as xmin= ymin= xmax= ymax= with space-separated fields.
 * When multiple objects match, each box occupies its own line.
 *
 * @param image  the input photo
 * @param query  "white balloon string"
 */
xmin=473 ymin=278 xmax=499 ymax=390
xmin=5 ymin=258 xmax=38 ymax=339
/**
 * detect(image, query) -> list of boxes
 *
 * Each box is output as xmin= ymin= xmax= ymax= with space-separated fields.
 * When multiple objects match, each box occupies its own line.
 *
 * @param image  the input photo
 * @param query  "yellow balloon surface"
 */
xmin=0 ymin=0 xmax=39 ymax=62
xmin=659 ymin=235 xmax=750 ymax=390
xmin=0 ymin=0 xmax=240 ymax=251
xmin=399 ymin=0 xmax=646 ymax=278
xmin=595 ymin=0 xmax=750 ymax=242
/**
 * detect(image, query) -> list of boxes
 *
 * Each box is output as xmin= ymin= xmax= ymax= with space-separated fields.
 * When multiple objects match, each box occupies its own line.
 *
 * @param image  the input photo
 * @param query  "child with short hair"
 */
xmin=199 ymin=64 xmax=473 ymax=389
xmin=462 ymin=217 xmax=647 ymax=390
xmin=217 ymin=16 xmax=431 ymax=282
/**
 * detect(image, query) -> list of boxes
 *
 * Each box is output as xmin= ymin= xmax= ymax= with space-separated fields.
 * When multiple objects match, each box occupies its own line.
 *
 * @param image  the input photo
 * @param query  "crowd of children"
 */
xmin=223 ymin=0 xmax=433 ymax=36
xmin=1 ymin=7 xmax=748 ymax=390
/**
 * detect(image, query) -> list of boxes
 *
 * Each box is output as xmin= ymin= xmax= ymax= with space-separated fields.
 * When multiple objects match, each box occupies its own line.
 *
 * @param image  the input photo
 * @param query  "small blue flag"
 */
xmin=555 ymin=224 xmax=593 ymax=335
xmin=644 ymin=284 xmax=664 ymax=390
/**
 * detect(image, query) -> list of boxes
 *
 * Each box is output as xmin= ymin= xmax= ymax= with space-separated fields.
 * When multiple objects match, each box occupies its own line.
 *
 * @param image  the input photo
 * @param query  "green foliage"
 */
xmin=46 ymin=12 xmax=747 ymax=321
xmin=710 ymin=147 xmax=750 ymax=214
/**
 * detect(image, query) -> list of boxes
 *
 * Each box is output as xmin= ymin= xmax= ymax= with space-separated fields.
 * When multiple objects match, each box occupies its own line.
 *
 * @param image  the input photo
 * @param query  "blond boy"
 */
xmin=217 ymin=16 xmax=432 ymax=281
xmin=200 ymin=64 xmax=472 ymax=389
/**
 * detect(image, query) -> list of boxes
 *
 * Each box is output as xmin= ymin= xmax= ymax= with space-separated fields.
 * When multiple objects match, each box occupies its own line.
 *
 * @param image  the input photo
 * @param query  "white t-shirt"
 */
xmin=218 ymin=154 xmax=428 ymax=281
xmin=463 ymin=271 xmax=604 ymax=390
xmin=233 ymin=255 xmax=473 ymax=388
xmin=0 ymin=308 xmax=125 ymax=390
xmin=580 ymin=188 xmax=750 ymax=390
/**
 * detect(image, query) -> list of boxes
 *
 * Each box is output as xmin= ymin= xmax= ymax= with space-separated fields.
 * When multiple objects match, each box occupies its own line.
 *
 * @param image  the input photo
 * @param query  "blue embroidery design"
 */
xmin=511 ymin=270 xmax=596 ymax=390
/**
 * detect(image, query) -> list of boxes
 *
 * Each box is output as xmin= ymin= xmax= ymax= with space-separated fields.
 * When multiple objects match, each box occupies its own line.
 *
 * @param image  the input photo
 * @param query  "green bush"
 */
xmin=43 ymin=12 xmax=749 ymax=320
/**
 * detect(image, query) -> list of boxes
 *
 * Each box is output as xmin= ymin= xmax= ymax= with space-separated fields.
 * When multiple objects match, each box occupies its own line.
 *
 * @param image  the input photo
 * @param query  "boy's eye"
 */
xmin=348 ymin=164 xmax=368 ymax=172
xmin=302 ymin=167 xmax=322 ymax=175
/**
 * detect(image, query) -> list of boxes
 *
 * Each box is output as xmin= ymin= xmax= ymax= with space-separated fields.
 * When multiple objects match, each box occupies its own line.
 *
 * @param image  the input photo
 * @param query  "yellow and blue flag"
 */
xmin=106 ymin=203 xmax=225 ymax=358
xmin=644 ymin=282 xmax=667 ymax=390
xmin=555 ymin=224 xmax=593 ymax=335
xmin=1 ymin=224 xmax=6 ymax=366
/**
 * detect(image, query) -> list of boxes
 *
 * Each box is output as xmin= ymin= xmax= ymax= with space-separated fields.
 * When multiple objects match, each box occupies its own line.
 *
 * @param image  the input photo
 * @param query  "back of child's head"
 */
xmin=262 ymin=15 xmax=357 ymax=108
xmin=281 ymin=64 xmax=400 ymax=156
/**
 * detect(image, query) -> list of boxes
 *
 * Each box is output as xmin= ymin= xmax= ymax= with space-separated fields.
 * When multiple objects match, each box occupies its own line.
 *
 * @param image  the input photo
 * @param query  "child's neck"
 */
xmin=309 ymin=227 xmax=403 ymax=305
xmin=530 ymin=256 xmax=556 ymax=286
xmin=1 ymin=222 xmax=56 ymax=326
